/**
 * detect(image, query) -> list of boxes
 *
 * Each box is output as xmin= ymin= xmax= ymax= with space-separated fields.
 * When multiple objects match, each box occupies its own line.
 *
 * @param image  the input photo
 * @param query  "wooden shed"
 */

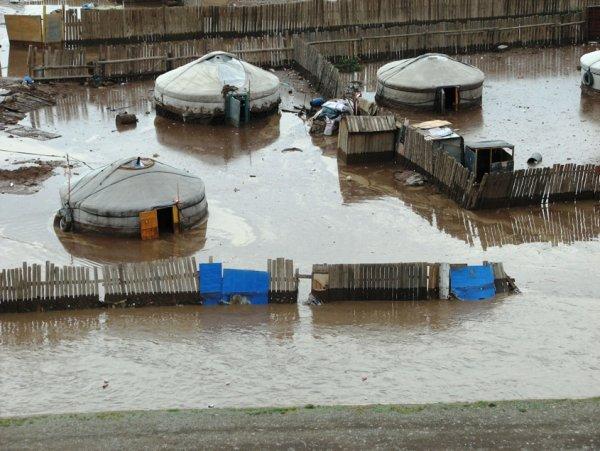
xmin=338 ymin=115 xmax=397 ymax=163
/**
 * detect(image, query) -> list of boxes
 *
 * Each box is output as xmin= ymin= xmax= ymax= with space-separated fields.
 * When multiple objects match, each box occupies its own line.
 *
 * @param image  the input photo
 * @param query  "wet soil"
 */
xmin=2 ymin=398 xmax=600 ymax=450
xmin=0 ymin=159 xmax=61 ymax=194
xmin=0 ymin=45 xmax=599 ymax=416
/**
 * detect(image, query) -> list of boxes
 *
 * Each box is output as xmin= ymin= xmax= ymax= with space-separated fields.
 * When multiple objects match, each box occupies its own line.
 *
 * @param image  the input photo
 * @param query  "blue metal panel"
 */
xmin=450 ymin=265 xmax=496 ymax=301
xmin=222 ymin=269 xmax=270 ymax=305
xmin=199 ymin=263 xmax=223 ymax=306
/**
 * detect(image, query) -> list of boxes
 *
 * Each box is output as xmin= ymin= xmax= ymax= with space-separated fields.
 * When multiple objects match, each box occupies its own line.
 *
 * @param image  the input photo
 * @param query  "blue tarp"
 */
xmin=199 ymin=263 xmax=223 ymax=306
xmin=222 ymin=269 xmax=270 ymax=305
xmin=450 ymin=265 xmax=496 ymax=301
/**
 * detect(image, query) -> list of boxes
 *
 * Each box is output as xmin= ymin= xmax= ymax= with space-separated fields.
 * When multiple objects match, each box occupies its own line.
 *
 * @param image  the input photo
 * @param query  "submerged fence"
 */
xmin=0 ymin=257 xmax=299 ymax=313
xmin=399 ymin=127 xmax=600 ymax=210
xmin=311 ymin=262 xmax=515 ymax=302
xmin=60 ymin=0 xmax=593 ymax=43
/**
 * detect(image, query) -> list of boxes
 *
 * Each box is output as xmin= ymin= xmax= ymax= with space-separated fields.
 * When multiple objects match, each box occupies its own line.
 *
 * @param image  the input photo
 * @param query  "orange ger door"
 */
xmin=139 ymin=210 xmax=159 ymax=240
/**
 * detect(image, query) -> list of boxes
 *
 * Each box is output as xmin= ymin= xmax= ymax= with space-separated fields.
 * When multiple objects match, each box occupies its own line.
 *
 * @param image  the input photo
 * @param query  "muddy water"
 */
xmin=1 ymin=46 xmax=600 ymax=416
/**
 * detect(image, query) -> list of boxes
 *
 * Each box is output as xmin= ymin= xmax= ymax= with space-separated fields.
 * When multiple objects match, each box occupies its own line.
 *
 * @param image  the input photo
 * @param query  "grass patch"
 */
xmin=95 ymin=412 xmax=125 ymax=420
xmin=0 ymin=418 xmax=29 ymax=427
xmin=245 ymin=407 xmax=298 ymax=416
xmin=333 ymin=57 xmax=362 ymax=73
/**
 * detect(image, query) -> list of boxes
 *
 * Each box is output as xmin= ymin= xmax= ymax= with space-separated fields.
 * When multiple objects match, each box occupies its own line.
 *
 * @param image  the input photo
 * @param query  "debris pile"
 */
xmin=0 ymin=79 xmax=56 ymax=126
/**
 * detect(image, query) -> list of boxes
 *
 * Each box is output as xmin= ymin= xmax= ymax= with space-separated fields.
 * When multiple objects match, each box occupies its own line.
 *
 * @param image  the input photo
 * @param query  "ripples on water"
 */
xmin=1 ymin=296 xmax=600 ymax=416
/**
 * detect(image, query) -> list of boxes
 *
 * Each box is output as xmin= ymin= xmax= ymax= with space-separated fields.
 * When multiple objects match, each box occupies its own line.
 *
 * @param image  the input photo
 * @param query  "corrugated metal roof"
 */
xmin=345 ymin=115 xmax=396 ymax=133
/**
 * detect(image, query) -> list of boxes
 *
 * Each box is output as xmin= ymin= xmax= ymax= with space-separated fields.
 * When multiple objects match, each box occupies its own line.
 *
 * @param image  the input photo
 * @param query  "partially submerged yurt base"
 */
xmin=154 ymin=51 xmax=281 ymax=124
xmin=376 ymin=53 xmax=485 ymax=113
xmin=581 ymin=50 xmax=600 ymax=94
xmin=57 ymin=157 xmax=208 ymax=240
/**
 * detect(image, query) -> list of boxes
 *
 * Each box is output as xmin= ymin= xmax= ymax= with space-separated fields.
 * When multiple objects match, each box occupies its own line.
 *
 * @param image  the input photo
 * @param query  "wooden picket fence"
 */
xmin=268 ymin=258 xmax=299 ymax=304
xmin=400 ymin=126 xmax=600 ymax=210
xmin=311 ymin=262 xmax=514 ymax=302
xmin=102 ymin=257 xmax=200 ymax=306
xmin=0 ymin=262 xmax=100 ymax=313
xmin=60 ymin=0 xmax=593 ymax=43
xmin=28 ymin=10 xmax=585 ymax=81
xmin=307 ymin=13 xmax=586 ymax=62
xmin=292 ymin=36 xmax=344 ymax=99
xmin=0 ymin=256 xmax=302 ymax=313
xmin=469 ymin=164 xmax=600 ymax=209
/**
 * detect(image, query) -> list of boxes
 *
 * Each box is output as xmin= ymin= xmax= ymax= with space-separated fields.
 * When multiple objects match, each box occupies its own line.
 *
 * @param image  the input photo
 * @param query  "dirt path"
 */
xmin=2 ymin=398 xmax=599 ymax=449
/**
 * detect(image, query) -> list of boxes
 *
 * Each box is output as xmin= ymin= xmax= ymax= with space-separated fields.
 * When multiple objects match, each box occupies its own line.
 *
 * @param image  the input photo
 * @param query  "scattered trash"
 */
xmin=405 ymin=173 xmax=425 ymax=186
xmin=497 ymin=44 xmax=509 ymax=52
xmin=527 ymin=152 xmax=543 ymax=165
xmin=22 ymin=75 xmax=34 ymax=87
xmin=4 ymin=125 xmax=60 ymax=141
xmin=394 ymin=170 xmax=426 ymax=186
xmin=102 ymin=380 xmax=109 ymax=389
xmin=153 ymin=153 xmax=160 ymax=158
xmin=361 ymin=376 xmax=368 ymax=382
xmin=304 ymin=294 xmax=322 ymax=306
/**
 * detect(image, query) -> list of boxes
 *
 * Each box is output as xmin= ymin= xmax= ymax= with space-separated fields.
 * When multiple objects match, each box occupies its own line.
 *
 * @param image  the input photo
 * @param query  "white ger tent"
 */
xmin=58 ymin=157 xmax=208 ymax=236
xmin=581 ymin=50 xmax=600 ymax=92
xmin=376 ymin=53 xmax=485 ymax=110
xmin=154 ymin=51 xmax=281 ymax=121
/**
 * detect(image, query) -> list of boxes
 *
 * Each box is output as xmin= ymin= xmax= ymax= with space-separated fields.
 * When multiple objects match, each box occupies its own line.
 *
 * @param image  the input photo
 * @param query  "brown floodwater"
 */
xmin=0 ymin=45 xmax=599 ymax=416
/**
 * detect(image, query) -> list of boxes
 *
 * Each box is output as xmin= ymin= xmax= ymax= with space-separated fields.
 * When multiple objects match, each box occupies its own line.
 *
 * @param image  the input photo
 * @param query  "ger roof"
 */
xmin=60 ymin=157 xmax=206 ymax=216
xmin=377 ymin=53 xmax=485 ymax=91
xmin=154 ymin=51 xmax=280 ymax=102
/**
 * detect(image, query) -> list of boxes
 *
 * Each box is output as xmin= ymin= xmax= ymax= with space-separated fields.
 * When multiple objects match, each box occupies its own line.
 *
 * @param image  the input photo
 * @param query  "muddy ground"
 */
xmin=0 ymin=44 xmax=599 ymax=416
xmin=2 ymin=398 xmax=599 ymax=450
xmin=0 ymin=158 xmax=62 ymax=194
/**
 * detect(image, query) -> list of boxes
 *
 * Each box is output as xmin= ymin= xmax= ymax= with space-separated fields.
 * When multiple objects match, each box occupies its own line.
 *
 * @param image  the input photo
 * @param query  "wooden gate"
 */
xmin=588 ymin=6 xmax=600 ymax=41
xmin=139 ymin=210 xmax=159 ymax=240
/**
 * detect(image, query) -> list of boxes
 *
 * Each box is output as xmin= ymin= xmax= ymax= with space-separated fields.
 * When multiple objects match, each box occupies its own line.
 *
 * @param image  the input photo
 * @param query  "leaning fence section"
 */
xmin=0 ymin=262 xmax=100 ymax=313
xmin=292 ymin=37 xmax=344 ymax=99
xmin=399 ymin=126 xmax=600 ymax=210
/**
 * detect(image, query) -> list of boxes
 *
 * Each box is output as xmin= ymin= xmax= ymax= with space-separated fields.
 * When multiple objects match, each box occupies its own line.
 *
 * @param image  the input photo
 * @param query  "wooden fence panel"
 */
xmin=0 ymin=262 xmax=100 ymax=313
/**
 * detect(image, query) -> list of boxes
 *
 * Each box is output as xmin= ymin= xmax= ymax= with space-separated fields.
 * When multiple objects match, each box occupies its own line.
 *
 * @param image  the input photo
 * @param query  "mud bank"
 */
xmin=0 ymin=159 xmax=61 ymax=194
xmin=2 ymin=398 xmax=599 ymax=449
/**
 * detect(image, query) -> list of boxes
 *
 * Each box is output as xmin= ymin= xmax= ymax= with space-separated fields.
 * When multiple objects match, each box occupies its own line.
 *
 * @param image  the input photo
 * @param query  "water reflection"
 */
xmin=55 ymin=222 xmax=208 ymax=264
xmin=154 ymin=114 xmax=281 ymax=165
xmin=310 ymin=300 xmax=501 ymax=332
xmin=338 ymin=162 xmax=600 ymax=249
xmin=0 ymin=304 xmax=300 ymax=347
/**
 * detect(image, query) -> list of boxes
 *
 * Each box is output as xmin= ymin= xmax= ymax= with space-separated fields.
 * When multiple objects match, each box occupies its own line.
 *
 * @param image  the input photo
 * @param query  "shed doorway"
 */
xmin=157 ymin=207 xmax=175 ymax=234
